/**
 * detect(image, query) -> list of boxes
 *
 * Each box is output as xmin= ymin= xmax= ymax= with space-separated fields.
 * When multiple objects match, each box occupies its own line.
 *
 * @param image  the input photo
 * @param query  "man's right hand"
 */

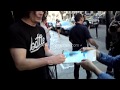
xmin=48 ymin=54 xmax=66 ymax=65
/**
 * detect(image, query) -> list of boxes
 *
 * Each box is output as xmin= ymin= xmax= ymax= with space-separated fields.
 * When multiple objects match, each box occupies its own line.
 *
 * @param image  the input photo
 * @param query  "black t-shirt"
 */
xmin=69 ymin=23 xmax=92 ymax=51
xmin=8 ymin=20 xmax=51 ymax=80
xmin=83 ymin=20 xmax=90 ymax=28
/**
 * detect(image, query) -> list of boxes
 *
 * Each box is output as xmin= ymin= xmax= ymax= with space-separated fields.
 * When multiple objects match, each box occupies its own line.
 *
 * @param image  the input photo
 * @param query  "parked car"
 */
xmin=60 ymin=21 xmax=74 ymax=35
xmin=99 ymin=13 xmax=106 ymax=24
xmin=87 ymin=16 xmax=99 ymax=28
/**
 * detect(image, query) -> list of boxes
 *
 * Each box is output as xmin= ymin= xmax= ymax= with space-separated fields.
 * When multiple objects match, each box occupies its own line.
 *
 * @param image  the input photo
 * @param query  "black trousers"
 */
xmin=107 ymin=66 xmax=112 ymax=71
xmin=74 ymin=63 xmax=91 ymax=79
xmin=106 ymin=49 xmax=113 ymax=72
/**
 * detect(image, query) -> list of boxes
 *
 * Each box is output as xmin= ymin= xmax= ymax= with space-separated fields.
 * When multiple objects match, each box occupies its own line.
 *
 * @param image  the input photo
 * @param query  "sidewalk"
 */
xmin=49 ymin=30 xmax=107 ymax=79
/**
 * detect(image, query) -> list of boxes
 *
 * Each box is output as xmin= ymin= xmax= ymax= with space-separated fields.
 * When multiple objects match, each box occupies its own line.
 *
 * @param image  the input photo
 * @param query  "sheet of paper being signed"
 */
xmin=63 ymin=50 xmax=96 ymax=64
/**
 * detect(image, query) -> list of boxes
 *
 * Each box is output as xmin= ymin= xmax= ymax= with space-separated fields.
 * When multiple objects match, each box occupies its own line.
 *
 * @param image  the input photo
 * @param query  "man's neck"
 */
xmin=21 ymin=18 xmax=36 ymax=27
xmin=77 ymin=21 xmax=83 ymax=24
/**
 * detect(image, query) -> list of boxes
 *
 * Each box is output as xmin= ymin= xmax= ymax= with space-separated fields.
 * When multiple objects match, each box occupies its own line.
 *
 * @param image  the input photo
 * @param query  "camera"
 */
xmin=109 ymin=21 xmax=120 ymax=32
xmin=109 ymin=11 xmax=120 ymax=33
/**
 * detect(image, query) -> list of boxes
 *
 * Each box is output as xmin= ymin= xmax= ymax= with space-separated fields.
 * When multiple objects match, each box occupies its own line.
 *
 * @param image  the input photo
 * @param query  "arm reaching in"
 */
xmin=80 ymin=59 xmax=114 ymax=79
xmin=80 ymin=47 xmax=120 ymax=69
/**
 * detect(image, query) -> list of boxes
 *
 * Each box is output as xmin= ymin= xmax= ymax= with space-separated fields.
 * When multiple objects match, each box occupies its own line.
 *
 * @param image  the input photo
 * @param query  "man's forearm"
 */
xmin=45 ymin=49 xmax=54 ymax=56
xmin=91 ymin=62 xmax=114 ymax=79
xmin=92 ymin=41 xmax=98 ymax=49
xmin=88 ymin=39 xmax=98 ymax=49
xmin=93 ymin=66 xmax=103 ymax=76
xmin=16 ymin=56 xmax=53 ymax=71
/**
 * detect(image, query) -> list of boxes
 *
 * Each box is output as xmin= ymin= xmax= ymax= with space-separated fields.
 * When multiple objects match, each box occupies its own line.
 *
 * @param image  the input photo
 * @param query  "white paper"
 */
xmin=63 ymin=50 xmax=96 ymax=64
xmin=60 ymin=63 xmax=74 ymax=70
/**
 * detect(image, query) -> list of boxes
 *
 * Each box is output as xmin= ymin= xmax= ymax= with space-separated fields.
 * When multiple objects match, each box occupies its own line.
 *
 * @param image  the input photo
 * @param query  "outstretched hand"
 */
xmin=80 ymin=59 xmax=96 ymax=72
xmin=80 ymin=47 xmax=95 ymax=52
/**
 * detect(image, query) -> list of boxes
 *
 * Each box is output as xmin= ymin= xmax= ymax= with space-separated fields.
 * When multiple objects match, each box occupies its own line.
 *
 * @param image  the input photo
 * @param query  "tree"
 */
xmin=59 ymin=11 xmax=65 ymax=19
xmin=44 ymin=11 xmax=48 ymax=17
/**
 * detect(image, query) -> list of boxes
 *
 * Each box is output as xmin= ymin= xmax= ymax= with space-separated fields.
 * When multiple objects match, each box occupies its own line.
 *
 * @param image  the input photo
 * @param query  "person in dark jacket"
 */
xmin=69 ymin=13 xmax=98 ymax=79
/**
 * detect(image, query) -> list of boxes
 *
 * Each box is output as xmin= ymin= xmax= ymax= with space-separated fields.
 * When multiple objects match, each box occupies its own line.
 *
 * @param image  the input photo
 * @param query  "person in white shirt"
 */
xmin=41 ymin=16 xmax=52 ymax=49
xmin=55 ymin=19 xmax=61 ymax=38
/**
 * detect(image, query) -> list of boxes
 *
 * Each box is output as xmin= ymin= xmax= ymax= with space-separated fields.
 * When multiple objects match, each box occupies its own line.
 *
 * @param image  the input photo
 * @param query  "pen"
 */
xmin=83 ymin=52 xmax=85 ymax=57
xmin=62 ymin=50 xmax=64 ymax=54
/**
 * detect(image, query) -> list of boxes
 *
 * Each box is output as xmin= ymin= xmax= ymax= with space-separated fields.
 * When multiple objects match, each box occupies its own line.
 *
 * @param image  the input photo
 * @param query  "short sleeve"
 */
xmin=8 ymin=26 xmax=27 ymax=49
xmin=84 ymin=26 xmax=92 ymax=40
xmin=39 ymin=26 xmax=47 ymax=43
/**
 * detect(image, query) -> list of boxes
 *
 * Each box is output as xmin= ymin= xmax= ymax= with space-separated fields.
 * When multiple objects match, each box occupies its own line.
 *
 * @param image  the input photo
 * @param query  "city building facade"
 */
xmin=47 ymin=11 xmax=105 ymax=22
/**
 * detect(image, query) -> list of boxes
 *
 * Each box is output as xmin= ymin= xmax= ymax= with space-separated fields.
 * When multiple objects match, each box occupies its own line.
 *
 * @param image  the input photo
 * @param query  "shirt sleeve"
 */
xmin=97 ymin=72 xmax=114 ymax=79
xmin=8 ymin=26 xmax=27 ymax=49
xmin=84 ymin=26 xmax=92 ymax=39
xmin=98 ymin=52 xmax=120 ymax=69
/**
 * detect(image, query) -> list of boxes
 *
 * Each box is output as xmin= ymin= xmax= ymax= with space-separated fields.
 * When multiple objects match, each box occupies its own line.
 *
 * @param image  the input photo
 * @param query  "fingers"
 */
xmin=80 ymin=47 xmax=95 ymax=52
xmin=59 ymin=54 xmax=66 ymax=62
xmin=80 ymin=47 xmax=85 ymax=53
xmin=80 ymin=59 xmax=88 ymax=63
xmin=79 ymin=59 xmax=87 ymax=65
xmin=59 ymin=54 xmax=66 ymax=58
xmin=80 ymin=47 xmax=88 ymax=52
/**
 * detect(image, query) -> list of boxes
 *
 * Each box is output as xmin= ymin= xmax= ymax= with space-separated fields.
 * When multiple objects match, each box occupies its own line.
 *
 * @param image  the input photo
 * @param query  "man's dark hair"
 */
xmin=42 ymin=16 xmax=47 ymax=22
xmin=74 ymin=13 xmax=83 ymax=22
xmin=13 ymin=11 xmax=46 ymax=22
xmin=13 ymin=11 xmax=31 ymax=22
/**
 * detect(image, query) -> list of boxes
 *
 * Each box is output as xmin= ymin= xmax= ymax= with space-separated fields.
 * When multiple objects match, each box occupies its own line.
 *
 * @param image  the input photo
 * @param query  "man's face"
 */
xmin=30 ymin=11 xmax=44 ymax=23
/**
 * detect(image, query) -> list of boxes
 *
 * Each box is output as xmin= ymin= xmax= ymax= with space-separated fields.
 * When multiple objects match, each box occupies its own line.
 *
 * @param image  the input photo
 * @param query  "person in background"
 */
xmin=83 ymin=14 xmax=90 ymax=29
xmin=69 ymin=13 xmax=98 ymax=79
xmin=80 ymin=46 xmax=120 ymax=79
xmin=80 ymin=59 xmax=114 ymax=79
xmin=41 ymin=16 xmax=52 ymax=49
xmin=106 ymin=11 xmax=120 ymax=79
xmin=55 ymin=19 xmax=62 ymax=38
xmin=8 ymin=11 xmax=65 ymax=80
xmin=83 ymin=14 xmax=91 ymax=47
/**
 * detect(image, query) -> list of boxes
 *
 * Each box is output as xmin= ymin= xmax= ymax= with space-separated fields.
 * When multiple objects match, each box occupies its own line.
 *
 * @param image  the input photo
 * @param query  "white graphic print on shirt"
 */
xmin=30 ymin=34 xmax=45 ymax=53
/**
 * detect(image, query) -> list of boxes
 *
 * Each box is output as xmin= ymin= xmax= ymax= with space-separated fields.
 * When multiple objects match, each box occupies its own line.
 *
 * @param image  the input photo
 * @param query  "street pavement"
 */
xmin=49 ymin=25 xmax=108 ymax=79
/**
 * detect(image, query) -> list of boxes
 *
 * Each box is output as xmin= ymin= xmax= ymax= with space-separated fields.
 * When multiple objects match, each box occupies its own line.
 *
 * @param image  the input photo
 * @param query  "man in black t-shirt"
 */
xmin=8 ymin=11 xmax=65 ymax=80
xmin=69 ymin=13 xmax=98 ymax=79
